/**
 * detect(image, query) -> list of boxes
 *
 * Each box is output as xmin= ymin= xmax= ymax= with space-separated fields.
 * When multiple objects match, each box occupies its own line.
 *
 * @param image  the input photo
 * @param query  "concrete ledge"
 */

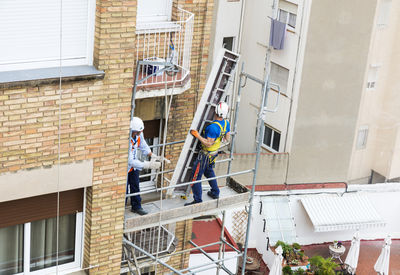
xmin=124 ymin=178 xmax=249 ymax=232
xmin=0 ymin=160 xmax=93 ymax=203
xmin=0 ymin=65 xmax=105 ymax=88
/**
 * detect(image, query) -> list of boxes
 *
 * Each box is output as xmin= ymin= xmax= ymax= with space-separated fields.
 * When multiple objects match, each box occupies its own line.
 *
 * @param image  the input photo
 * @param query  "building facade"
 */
xmin=0 ymin=0 xmax=215 ymax=274
xmin=213 ymin=0 xmax=400 ymax=185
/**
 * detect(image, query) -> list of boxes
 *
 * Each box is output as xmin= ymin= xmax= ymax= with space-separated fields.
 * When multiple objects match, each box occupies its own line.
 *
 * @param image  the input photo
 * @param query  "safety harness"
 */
xmin=128 ymin=136 xmax=141 ymax=173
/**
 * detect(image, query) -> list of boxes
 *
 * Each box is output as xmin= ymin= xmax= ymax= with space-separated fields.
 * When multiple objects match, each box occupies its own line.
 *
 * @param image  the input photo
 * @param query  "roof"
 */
xmin=301 ymin=194 xmax=386 ymax=232
xmin=191 ymin=218 xmax=239 ymax=254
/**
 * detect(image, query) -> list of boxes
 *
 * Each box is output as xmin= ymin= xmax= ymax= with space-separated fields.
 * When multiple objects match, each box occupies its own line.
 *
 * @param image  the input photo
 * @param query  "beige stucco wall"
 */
xmin=214 ymin=153 xmax=288 ymax=186
xmin=348 ymin=0 xmax=400 ymax=182
xmin=0 ymin=160 xmax=92 ymax=202
xmin=286 ymin=0 xmax=378 ymax=184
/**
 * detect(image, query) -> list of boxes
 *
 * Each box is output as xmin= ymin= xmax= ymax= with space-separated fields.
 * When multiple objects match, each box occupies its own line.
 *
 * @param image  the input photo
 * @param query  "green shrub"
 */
xmin=293 ymin=243 xmax=301 ymax=250
xmin=309 ymin=255 xmax=338 ymax=275
xmin=294 ymin=268 xmax=305 ymax=275
xmin=283 ymin=265 xmax=293 ymax=275
xmin=275 ymin=240 xmax=292 ymax=259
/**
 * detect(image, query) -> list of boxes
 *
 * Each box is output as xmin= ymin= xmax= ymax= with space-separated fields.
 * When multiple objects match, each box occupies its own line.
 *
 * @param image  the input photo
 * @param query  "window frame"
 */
xmin=278 ymin=8 xmax=297 ymax=29
xmin=10 ymin=213 xmax=83 ymax=275
xmin=366 ymin=65 xmax=379 ymax=91
xmin=222 ymin=37 xmax=235 ymax=52
xmin=270 ymin=62 xmax=289 ymax=95
xmin=377 ymin=0 xmax=392 ymax=27
xmin=356 ymin=125 xmax=369 ymax=150
xmin=262 ymin=124 xmax=281 ymax=152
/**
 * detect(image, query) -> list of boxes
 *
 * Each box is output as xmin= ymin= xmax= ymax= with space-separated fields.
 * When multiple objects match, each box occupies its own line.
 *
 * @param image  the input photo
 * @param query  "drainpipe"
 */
xmin=230 ymin=0 xmax=246 ymax=125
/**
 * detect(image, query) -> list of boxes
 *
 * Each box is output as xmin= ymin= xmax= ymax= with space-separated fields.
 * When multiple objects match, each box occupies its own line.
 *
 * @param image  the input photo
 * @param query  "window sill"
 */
xmin=0 ymin=65 xmax=105 ymax=88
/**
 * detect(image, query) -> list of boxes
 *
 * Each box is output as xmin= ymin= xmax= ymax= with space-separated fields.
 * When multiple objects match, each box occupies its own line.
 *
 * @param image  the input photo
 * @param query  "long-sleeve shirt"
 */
xmin=128 ymin=132 xmax=151 ymax=171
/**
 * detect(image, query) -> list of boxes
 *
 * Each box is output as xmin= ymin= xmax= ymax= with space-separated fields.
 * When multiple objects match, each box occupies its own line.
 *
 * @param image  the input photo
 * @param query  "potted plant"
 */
xmin=276 ymin=240 xmax=292 ymax=260
xmin=294 ymin=268 xmax=306 ymax=275
xmin=310 ymin=255 xmax=338 ymax=275
xmin=293 ymin=242 xmax=301 ymax=252
xmin=283 ymin=265 xmax=293 ymax=275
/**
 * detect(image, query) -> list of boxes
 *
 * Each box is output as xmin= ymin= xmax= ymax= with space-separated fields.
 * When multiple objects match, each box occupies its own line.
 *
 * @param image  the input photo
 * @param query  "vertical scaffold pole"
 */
xmin=241 ymin=50 xmax=271 ymax=274
xmin=227 ymin=62 xmax=245 ymax=175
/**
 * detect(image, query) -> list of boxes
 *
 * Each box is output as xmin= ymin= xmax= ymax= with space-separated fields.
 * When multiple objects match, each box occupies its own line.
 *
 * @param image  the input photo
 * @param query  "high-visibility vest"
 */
xmin=202 ymin=120 xmax=227 ymax=153
xmin=129 ymin=136 xmax=141 ymax=173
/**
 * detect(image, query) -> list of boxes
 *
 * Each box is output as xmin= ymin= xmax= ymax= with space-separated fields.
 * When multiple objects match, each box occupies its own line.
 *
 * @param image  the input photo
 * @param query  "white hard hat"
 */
xmin=130 ymin=117 xmax=144 ymax=132
xmin=215 ymin=102 xmax=229 ymax=119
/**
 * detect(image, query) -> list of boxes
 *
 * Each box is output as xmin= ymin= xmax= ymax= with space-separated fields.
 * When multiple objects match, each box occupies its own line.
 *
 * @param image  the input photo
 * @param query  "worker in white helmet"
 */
xmin=127 ymin=117 xmax=161 ymax=215
xmin=185 ymin=102 xmax=231 ymax=206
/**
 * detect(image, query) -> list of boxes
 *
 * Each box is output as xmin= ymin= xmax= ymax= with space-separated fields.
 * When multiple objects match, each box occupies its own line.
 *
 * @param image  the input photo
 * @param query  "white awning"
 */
xmin=301 ymin=194 xmax=386 ymax=232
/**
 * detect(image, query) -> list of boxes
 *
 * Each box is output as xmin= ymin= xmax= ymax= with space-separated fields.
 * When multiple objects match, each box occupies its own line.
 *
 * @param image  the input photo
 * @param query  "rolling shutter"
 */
xmin=0 ymin=0 xmax=94 ymax=72
xmin=0 ymin=188 xmax=84 ymax=228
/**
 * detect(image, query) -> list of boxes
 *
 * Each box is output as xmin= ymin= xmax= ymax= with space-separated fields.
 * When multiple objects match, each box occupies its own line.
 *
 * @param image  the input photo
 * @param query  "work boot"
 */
xmin=184 ymin=200 xmax=201 ymax=206
xmin=132 ymin=208 xmax=148 ymax=215
xmin=207 ymin=191 xmax=219 ymax=199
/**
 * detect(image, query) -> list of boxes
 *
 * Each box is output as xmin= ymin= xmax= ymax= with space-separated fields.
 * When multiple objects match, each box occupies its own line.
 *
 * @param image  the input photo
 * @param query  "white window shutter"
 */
xmin=0 ymin=0 xmax=94 ymax=72
xmin=270 ymin=62 xmax=289 ymax=94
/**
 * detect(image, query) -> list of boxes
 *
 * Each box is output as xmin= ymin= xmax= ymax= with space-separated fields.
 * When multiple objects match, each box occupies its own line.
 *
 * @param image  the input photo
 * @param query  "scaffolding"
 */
xmin=123 ymin=46 xmax=280 ymax=274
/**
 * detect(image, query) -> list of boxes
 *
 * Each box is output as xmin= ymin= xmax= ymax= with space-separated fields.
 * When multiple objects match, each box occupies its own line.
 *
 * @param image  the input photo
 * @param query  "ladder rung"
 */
xmin=223 ymin=56 xmax=238 ymax=62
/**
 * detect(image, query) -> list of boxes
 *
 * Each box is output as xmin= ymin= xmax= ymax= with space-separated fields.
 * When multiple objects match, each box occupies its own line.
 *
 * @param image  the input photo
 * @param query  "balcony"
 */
xmin=135 ymin=8 xmax=194 ymax=98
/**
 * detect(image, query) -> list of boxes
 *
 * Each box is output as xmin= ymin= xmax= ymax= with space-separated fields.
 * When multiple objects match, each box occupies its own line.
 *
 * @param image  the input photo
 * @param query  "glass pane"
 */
xmin=278 ymin=9 xmax=288 ymax=23
xmin=272 ymin=131 xmax=281 ymax=151
xmin=223 ymin=37 xmax=234 ymax=51
xmin=270 ymin=62 xmax=289 ymax=94
xmin=0 ymin=224 xmax=24 ymax=275
xmin=288 ymin=13 xmax=297 ymax=28
xmin=30 ymin=214 xmax=76 ymax=271
xmin=263 ymin=126 xmax=272 ymax=147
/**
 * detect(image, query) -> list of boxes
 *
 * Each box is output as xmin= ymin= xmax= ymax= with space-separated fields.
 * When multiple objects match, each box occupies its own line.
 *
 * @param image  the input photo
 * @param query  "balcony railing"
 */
xmin=135 ymin=8 xmax=194 ymax=89
xmin=122 ymin=226 xmax=176 ymax=262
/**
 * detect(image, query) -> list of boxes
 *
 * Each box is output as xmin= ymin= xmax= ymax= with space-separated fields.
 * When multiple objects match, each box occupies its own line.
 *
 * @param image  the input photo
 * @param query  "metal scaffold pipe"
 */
xmin=241 ymin=54 xmax=272 ymax=274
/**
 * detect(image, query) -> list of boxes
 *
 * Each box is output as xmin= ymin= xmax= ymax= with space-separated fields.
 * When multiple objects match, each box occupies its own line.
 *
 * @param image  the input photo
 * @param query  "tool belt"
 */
xmin=199 ymin=149 xmax=218 ymax=165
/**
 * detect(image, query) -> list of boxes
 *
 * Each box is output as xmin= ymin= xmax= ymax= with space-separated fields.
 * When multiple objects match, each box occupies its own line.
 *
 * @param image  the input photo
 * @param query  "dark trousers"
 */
xmin=191 ymin=152 xmax=220 ymax=202
xmin=127 ymin=169 xmax=142 ymax=210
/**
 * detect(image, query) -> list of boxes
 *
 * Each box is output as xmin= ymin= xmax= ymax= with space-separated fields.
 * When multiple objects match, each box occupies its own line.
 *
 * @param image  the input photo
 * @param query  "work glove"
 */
xmin=190 ymin=129 xmax=200 ymax=138
xmin=143 ymin=160 xmax=161 ymax=170
xmin=151 ymin=154 xmax=161 ymax=161
xmin=151 ymin=154 xmax=171 ymax=164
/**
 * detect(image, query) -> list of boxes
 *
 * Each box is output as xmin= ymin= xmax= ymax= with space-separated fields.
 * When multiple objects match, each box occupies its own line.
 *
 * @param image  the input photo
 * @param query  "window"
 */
xmin=270 ymin=62 xmax=289 ymax=94
xmin=278 ymin=9 xmax=297 ymax=28
xmin=263 ymin=125 xmax=281 ymax=152
xmin=0 ymin=0 xmax=96 ymax=72
xmin=0 ymin=213 xmax=82 ymax=274
xmin=367 ymin=66 xmax=379 ymax=90
xmin=223 ymin=37 xmax=235 ymax=51
xmin=278 ymin=0 xmax=298 ymax=29
xmin=0 ymin=224 xmax=24 ymax=274
xmin=377 ymin=0 xmax=392 ymax=26
xmin=137 ymin=0 xmax=172 ymax=24
xmin=356 ymin=126 xmax=369 ymax=149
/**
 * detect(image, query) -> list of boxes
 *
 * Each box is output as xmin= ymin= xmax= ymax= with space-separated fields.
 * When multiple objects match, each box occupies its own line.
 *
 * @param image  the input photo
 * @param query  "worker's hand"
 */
xmin=190 ymin=129 xmax=200 ymax=138
xmin=143 ymin=161 xmax=161 ymax=170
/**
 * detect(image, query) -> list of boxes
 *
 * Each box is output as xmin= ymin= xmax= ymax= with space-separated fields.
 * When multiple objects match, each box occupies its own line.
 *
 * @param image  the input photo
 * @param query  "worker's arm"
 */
xmin=128 ymin=148 xmax=146 ymax=171
xmin=190 ymin=130 xmax=215 ymax=148
xmin=223 ymin=131 xmax=231 ymax=143
xmin=138 ymin=132 xmax=152 ymax=156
